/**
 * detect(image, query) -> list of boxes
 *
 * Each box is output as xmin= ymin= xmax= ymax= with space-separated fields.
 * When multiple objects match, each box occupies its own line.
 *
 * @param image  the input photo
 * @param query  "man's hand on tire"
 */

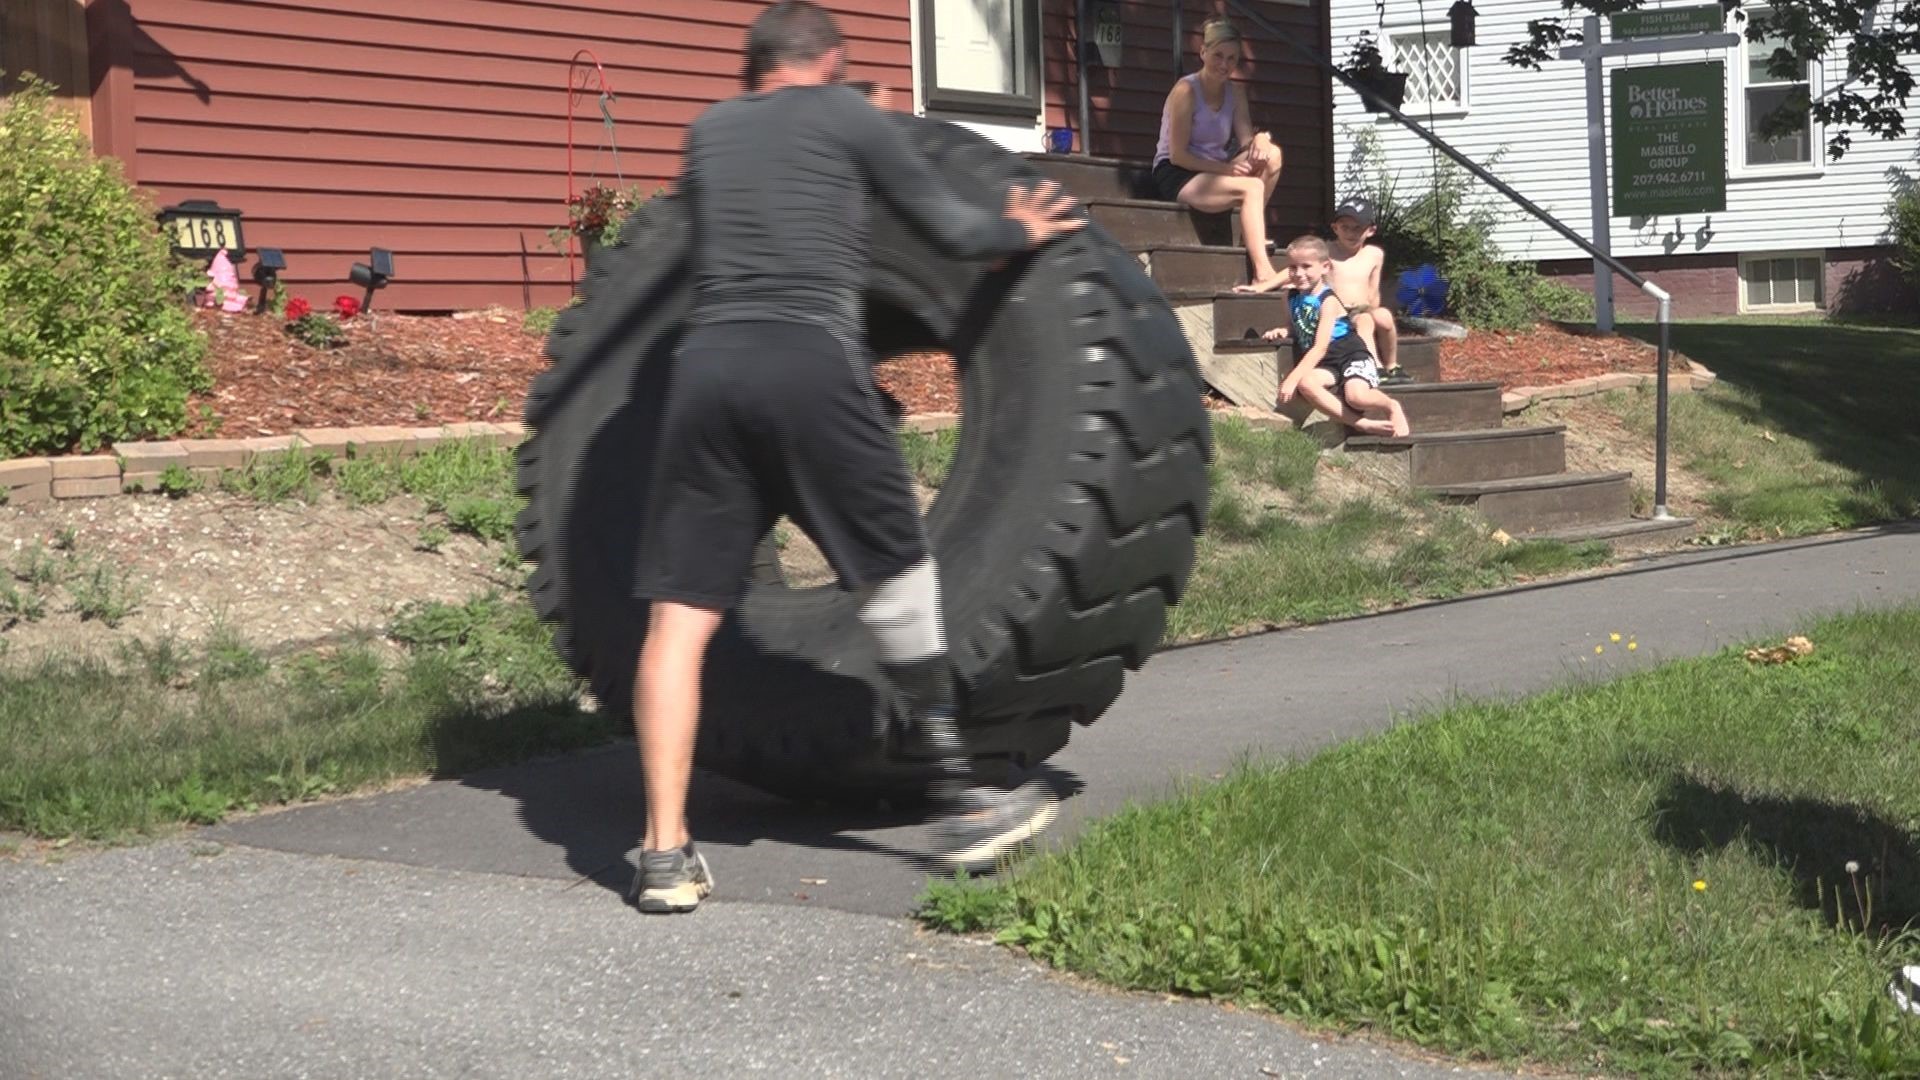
xmin=1005 ymin=179 xmax=1085 ymax=250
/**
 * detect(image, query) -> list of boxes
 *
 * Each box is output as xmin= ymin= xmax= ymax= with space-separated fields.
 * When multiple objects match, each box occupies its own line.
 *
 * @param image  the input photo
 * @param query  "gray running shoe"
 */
xmin=628 ymin=843 xmax=714 ymax=914
xmin=1381 ymin=365 xmax=1415 ymax=386
xmin=930 ymin=779 xmax=1059 ymax=874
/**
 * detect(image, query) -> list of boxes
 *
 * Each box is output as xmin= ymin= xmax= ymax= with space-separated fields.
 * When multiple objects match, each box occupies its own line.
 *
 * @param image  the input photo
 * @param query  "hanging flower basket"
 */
xmin=1341 ymin=30 xmax=1409 ymax=115
xmin=1354 ymin=71 xmax=1409 ymax=113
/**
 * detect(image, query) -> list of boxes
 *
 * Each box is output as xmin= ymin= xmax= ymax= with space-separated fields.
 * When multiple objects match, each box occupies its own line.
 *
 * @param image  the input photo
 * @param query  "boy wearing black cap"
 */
xmin=1329 ymin=197 xmax=1413 ymax=386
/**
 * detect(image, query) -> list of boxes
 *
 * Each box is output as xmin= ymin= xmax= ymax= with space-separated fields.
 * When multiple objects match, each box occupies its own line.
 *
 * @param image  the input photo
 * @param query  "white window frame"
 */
xmin=1728 ymin=12 xmax=1825 ymax=181
xmin=1380 ymin=22 xmax=1471 ymax=120
xmin=1737 ymin=249 xmax=1826 ymax=313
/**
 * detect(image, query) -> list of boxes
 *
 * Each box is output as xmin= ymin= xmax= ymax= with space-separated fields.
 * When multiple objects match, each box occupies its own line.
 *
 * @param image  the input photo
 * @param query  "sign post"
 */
xmin=1559 ymin=12 xmax=1737 ymax=331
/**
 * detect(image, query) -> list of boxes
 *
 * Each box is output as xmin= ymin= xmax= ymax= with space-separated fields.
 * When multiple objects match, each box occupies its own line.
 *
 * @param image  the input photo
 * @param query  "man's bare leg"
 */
xmin=635 ymin=600 xmax=725 ymax=854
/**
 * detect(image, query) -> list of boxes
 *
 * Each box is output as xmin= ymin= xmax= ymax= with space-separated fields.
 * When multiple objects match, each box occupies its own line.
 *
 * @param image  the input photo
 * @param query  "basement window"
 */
xmin=1739 ymin=252 xmax=1824 ymax=312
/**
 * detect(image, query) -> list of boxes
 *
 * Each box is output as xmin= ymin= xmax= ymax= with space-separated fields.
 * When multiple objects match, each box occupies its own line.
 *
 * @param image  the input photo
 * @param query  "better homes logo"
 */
xmin=1626 ymin=83 xmax=1712 ymax=120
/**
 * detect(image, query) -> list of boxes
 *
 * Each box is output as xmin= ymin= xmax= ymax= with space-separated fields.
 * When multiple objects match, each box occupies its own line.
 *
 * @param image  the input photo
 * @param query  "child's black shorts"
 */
xmin=632 ymin=320 xmax=928 ymax=609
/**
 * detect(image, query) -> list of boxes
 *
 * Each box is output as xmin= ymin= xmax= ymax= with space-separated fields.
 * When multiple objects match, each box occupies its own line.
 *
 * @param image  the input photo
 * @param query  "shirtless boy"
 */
xmin=1328 ymin=197 xmax=1412 ymax=386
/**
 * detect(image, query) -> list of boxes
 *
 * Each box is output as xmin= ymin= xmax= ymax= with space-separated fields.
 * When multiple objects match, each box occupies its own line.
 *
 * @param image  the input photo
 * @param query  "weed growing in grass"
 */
xmin=67 ymin=560 xmax=142 ymax=627
xmin=0 ymin=580 xmax=47 ymax=624
xmin=222 ymin=447 xmax=326 ymax=504
xmin=50 ymin=527 xmax=76 ymax=552
xmin=900 ymin=428 xmax=957 ymax=489
xmin=416 ymin=524 xmax=451 ymax=553
xmin=445 ymin=496 xmax=517 ymax=543
xmin=200 ymin=625 xmax=268 ymax=685
xmin=11 ymin=543 xmax=60 ymax=589
xmin=389 ymin=592 xmax=572 ymax=700
xmin=118 ymin=634 xmax=190 ymax=687
xmin=154 ymin=463 xmax=200 ymax=499
xmin=523 ymin=306 xmax=559 ymax=337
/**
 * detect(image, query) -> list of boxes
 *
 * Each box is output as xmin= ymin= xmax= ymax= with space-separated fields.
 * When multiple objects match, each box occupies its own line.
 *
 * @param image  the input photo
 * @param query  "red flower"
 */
xmin=284 ymin=297 xmax=311 ymax=321
xmin=333 ymin=295 xmax=361 ymax=320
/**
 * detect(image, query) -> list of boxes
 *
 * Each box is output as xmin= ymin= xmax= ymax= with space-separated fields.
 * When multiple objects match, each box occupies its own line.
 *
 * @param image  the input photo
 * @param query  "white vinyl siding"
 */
xmin=1329 ymin=0 xmax=1920 ymax=262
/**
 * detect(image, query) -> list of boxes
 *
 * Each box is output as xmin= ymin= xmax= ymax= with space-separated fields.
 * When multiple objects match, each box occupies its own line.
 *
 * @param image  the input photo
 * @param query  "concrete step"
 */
xmin=1133 ymin=244 xmax=1247 ymax=294
xmin=1088 ymin=198 xmax=1233 ymax=248
xmin=1023 ymin=153 xmax=1153 ymax=201
xmin=1383 ymin=381 xmax=1503 ymax=433
xmin=1347 ymin=425 xmax=1568 ymax=487
xmin=1533 ymin=516 xmax=1697 ymax=551
xmin=1424 ymin=470 xmax=1632 ymax=532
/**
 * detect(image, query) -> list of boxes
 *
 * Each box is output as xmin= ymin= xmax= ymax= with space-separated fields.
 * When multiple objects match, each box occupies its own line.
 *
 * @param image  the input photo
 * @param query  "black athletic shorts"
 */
xmin=632 ymin=320 xmax=928 ymax=609
xmin=1151 ymin=159 xmax=1199 ymax=202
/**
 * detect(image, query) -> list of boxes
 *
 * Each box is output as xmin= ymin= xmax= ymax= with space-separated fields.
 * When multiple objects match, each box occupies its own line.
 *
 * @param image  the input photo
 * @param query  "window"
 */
xmin=920 ymin=0 xmax=1042 ymax=117
xmin=1740 ymin=252 xmax=1824 ymax=311
xmin=1387 ymin=29 xmax=1468 ymax=112
xmin=1741 ymin=22 xmax=1814 ymax=167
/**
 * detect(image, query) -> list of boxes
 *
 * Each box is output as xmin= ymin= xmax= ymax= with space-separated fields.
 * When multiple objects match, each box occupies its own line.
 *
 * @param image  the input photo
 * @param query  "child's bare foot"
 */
xmin=1387 ymin=401 xmax=1410 ymax=437
xmin=1233 ymin=274 xmax=1288 ymax=294
xmin=1353 ymin=417 xmax=1396 ymax=436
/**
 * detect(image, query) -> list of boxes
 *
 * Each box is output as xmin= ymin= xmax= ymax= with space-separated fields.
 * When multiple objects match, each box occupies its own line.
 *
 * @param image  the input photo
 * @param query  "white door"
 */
xmin=932 ymin=0 xmax=1020 ymax=96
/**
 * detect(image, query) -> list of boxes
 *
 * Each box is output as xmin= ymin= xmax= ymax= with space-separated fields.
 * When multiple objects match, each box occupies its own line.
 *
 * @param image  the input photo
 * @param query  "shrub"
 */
xmin=1890 ymin=184 xmax=1920 ymax=290
xmin=1340 ymin=127 xmax=1593 ymax=330
xmin=0 ymin=76 xmax=211 ymax=457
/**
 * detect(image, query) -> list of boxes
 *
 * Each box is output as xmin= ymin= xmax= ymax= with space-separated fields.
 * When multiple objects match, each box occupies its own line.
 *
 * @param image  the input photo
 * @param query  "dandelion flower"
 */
xmin=1628 ymin=641 xmax=1638 ymax=651
xmin=1693 ymin=880 xmax=1707 ymax=892
xmin=1846 ymin=861 xmax=1860 ymax=875
xmin=1595 ymin=645 xmax=1604 ymax=654
xmin=1610 ymin=633 xmax=1621 ymax=642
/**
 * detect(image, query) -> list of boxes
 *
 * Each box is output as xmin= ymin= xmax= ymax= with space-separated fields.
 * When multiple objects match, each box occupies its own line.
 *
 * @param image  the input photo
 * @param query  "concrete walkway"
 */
xmin=4 ymin=525 xmax=1916 ymax=1078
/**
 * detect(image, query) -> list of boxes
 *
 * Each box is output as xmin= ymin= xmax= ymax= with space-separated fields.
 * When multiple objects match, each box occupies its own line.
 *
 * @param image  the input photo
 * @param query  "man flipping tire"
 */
xmin=627 ymin=0 xmax=1087 ymax=914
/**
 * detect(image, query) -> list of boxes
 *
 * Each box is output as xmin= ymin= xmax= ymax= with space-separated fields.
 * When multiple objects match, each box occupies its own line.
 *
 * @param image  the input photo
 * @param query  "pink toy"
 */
xmin=202 ymin=249 xmax=249 ymax=313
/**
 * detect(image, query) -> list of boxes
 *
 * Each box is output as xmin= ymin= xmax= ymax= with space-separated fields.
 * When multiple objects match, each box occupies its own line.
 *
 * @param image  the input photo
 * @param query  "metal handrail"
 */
xmin=1123 ymin=0 xmax=1678 ymax=519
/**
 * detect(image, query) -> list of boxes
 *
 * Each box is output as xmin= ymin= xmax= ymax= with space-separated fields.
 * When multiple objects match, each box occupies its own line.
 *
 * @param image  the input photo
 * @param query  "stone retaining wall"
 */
xmin=1 ymin=422 xmax=526 ymax=506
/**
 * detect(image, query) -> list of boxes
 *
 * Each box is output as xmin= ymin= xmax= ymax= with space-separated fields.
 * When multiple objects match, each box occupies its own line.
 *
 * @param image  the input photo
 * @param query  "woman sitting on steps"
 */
xmin=1151 ymin=17 xmax=1286 ymax=294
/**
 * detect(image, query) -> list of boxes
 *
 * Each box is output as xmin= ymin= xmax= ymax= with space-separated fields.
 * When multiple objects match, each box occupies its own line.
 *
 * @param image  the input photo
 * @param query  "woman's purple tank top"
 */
xmin=1153 ymin=73 xmax=1235 ymax=168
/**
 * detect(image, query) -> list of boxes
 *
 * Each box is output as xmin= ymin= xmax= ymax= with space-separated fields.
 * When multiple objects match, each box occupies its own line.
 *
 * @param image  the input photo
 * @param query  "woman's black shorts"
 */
xmin=1151 ymin=159 xmax=1199 ymax=202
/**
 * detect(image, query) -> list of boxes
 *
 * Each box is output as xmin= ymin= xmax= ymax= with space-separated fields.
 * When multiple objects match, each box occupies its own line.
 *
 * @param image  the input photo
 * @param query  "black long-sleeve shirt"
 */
xmin=681 ymin=83 xmax=1029 ymax=347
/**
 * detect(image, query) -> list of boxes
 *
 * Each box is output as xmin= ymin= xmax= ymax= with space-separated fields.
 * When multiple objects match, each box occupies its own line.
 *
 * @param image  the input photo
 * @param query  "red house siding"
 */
xmin=1042 ymin=0 xmax=1333 ymax=236
xmin=99 ymin=0 xmax=912 ymax=312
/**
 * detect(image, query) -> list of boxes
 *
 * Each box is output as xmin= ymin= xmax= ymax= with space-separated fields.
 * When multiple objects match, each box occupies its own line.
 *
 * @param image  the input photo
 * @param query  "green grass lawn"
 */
xmin=0 ymin=594 xmax=617 ymax=839
xmin=1611 ymin=318 xmax=1920 ymax=540
xmin=1165 ymin=417 xmax=1606 ymax=640
xmin=922 ymin=605 xmax=1920 ymax=1077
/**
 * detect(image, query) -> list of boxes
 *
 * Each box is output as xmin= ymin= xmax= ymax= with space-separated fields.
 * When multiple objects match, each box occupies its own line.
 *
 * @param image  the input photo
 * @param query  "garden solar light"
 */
xmin=348 ymin=247 xmax=395 ymax=312
xmin=251 ymin=247 xmax=286 ymax=316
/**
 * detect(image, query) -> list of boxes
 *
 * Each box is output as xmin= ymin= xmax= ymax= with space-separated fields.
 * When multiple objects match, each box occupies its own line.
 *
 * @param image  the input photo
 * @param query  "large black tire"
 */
xmin=514 ymin=115 xmax=1210 ymax=803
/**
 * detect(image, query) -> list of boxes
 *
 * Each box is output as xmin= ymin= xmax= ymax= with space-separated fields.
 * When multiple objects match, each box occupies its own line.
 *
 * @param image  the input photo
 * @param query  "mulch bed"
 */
xmin=173 ymin=312 xmax=1671 ymax=440
xmin=1438 ymin=322 xmax=1667 ymax=390
xmin=180 ymin=308 xmax=549 ymax=438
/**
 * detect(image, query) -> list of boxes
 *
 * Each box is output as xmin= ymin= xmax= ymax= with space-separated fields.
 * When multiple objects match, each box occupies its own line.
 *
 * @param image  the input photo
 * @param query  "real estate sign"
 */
xmin=1611 ymin=61 xmax=1727 ymax=216
xmin=1611 ymin=4 xmax=1724 ymax=40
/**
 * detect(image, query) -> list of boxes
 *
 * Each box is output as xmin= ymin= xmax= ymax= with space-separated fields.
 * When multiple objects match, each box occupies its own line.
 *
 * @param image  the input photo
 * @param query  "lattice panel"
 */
xmin=1392 ymin=32 xmax=1461 ymax=106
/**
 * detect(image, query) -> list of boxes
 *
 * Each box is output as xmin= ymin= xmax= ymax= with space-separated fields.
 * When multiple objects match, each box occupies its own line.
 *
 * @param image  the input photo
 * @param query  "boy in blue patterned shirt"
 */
xmin=1262 ymin=235 xmax=1410 ymax=437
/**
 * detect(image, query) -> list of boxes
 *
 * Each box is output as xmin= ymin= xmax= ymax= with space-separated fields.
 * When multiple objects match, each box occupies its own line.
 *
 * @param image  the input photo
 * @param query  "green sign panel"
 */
xmin=1611 ymin=61 xmax=1727 ymax=216
xmin=1611 ymin=4 xmax=1724 ymax=40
